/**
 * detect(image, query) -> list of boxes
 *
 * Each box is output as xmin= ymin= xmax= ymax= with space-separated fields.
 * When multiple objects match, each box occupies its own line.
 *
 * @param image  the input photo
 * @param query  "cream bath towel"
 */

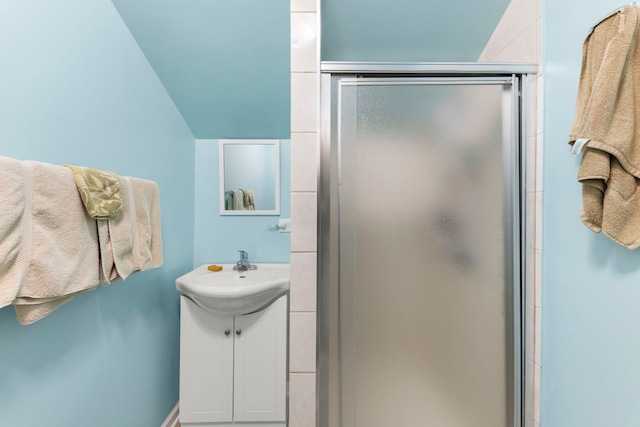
xmin=12 ymin=161 xmax=101 ymax=324
xmin=569 ymin=6 xmax=640 ymax=248
xmin=126 ymin=176 xmax=163 ymax=273
xmin=98 ymin=176 xmax=163 ymax=284
xmin=0 ymin=157 xmax=30 ymax=309
xmin=232 ymin=189 xmax=244 ymax=210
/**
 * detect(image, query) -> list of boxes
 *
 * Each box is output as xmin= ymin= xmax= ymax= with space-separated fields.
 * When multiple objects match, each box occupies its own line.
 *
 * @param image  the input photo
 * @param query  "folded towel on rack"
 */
xmin=569 ymin=5 xmax=640 ymax=248
xmin=66 ymin=165 xmax=123 ymax=219
xmin=11 ymin=160 xmax=101 ymax=324
xmin=98 ymin=176 xmax=163 ymax=284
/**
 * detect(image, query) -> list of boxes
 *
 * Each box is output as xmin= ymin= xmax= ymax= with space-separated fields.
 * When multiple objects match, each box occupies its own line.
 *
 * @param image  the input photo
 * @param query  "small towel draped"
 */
xmin=98 ymin=176 xmax=163 ymax=285
xmin=66 ymin=165 xmax=123 ymax=219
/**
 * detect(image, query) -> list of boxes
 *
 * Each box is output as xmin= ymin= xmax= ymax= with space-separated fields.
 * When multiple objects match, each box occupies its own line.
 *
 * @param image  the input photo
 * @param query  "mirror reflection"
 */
xmin=219 ymin=139 xmax=280 ymax=215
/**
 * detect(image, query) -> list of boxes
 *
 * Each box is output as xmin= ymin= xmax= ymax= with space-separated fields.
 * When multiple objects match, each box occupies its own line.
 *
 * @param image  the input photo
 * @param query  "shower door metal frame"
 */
xmin=317 ymin=62 xmax=537 ymax=427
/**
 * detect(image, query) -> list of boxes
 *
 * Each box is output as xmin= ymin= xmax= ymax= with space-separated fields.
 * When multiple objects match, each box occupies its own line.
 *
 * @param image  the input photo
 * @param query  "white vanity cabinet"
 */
xmin=179 ymin=294 xmax=288 ymax=426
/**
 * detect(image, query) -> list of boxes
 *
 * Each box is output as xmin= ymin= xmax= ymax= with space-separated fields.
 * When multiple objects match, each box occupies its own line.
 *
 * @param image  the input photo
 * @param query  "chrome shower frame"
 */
xmin=316 ymin=62 xmax=538 ymax=427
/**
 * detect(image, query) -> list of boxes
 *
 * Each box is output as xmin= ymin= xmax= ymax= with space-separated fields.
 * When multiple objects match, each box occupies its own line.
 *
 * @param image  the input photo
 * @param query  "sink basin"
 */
xmin=176 ymin=263 xmax=290 ymax=315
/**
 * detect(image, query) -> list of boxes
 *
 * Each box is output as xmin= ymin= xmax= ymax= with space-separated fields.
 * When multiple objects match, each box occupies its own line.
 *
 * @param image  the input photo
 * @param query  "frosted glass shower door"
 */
xmin=333 ymin=77 xmax=520 ymax=427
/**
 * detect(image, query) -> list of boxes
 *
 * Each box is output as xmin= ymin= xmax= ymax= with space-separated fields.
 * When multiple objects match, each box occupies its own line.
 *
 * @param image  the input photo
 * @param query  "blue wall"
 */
xmin=542 ymin=1 xmax=640 ymax=426
xmin=194 ymin=140 xmax=291 ymax=266
xmin=0 ymin=1 xmax=195 ymax=426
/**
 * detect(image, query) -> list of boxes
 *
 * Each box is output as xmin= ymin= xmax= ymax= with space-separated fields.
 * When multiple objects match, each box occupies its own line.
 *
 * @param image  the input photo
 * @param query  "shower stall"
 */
xmin=317 ymin=63 xmax=536 ymax=427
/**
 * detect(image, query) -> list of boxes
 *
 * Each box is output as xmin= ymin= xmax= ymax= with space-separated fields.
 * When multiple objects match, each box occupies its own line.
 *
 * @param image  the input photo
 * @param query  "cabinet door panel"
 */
xmin=234 ymin=295 xmax=288 ymax=422
xmin=180 ymin=297 xmax=234 ymax=423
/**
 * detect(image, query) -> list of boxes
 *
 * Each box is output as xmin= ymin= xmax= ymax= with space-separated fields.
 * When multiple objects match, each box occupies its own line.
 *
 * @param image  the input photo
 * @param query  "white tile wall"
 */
xmin=290 ymin=252 xmax=317 ymax=312
xmin=289 ymin=312 xmax=317 ymax=372
xmin=291 ymin=132 xmax=319 ymax=192
xmin=291 ymin=0 xmax=317 ymax=13
xmin=291 ymin=192 xmax=317 ymax=252
xmin=496 ymin=23 xmax=537 ymax=62
xmin=534 ymin=363 xmax=542 ymax=423
xmin=292 ymin=13 xmax=318 ymax=73
xmin=536 ymin=132 xmax=544 ymax=191
xmin=535 ymin=306 xmax=542 ymax=366
xmin=291 ymin=73 xmax=318 ymax=133
xmin=290 ymin=1 xmax=319 ymax=425
xmin=526 ymin=135 xmax=537 ymax=193
xmin=289 ymin=373 xmax=316 ymax=427
xmin=535 ymin=249 xmax=542 ymax=307
xmin=478 ymin=0 xmax=538 ymax=62
xmin=535 ymin=191 xmax=543 ymax=250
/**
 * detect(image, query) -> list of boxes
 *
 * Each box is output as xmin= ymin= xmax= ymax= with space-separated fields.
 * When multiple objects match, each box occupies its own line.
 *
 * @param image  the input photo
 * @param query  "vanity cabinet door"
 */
xmin=233 ymin=295 xmax=288 ymax=422
xmin=179 ymin=296 xmax=234 ymax=423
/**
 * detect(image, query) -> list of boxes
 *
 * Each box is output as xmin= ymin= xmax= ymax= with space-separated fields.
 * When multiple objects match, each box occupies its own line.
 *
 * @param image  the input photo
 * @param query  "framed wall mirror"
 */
xmin=219 ymin=139 xmax=280 ymax=215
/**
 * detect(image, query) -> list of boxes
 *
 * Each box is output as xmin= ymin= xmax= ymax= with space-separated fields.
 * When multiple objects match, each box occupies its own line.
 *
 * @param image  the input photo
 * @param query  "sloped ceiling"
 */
xmin=111 ymin=0 xmax=509 ymax=139
xmin=111 ymin=0 xmax=290 ymax=139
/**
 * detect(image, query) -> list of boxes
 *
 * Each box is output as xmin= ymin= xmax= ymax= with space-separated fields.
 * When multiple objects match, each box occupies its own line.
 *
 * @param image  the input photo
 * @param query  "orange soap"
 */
xmin=207 ymin=265 xmax=223 ymax=272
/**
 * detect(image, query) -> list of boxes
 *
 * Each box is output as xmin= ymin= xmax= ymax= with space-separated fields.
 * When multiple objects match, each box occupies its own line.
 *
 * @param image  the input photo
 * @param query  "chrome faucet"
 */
xmin=234 ymin=250 xmax=256 ymax=271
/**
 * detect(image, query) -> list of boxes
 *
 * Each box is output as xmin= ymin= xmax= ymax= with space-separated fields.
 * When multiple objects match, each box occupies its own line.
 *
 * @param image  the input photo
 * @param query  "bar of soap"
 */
xmin=207 ymin=265 xmax=223 ymax=272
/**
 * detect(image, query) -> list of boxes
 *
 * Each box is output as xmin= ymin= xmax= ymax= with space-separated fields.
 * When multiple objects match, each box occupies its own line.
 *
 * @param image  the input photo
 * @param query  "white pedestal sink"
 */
xmin=175 ymin=263 xmax=290 ymax=315
xmin=177 ymin=263 xmax=290 ymax=426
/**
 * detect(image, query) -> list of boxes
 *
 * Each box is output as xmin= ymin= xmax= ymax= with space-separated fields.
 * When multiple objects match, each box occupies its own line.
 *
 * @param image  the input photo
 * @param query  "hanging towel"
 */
xmin=97 ymin=179 xmax=131 ymax=285
xmin=11 ymin=160 xmax=101 ymax=324
xmin=128 ymin=177 xmax=163 ymax=272
xmin=224 ymin=191 xmax=235 ymax=210
xmin=569 ymin=5 xmax=640 ymax=248
xmin=0 ymin=157 xmax=29 ymax=309
xmin=232 ymin=189 xmax=245 ymax=210
xmin=98 ymin=176 xmax=163 ymax=284
xmin=240 ymin=188 xmax=256 ymax=210
xmin=66 ymin=164 xmax=123 ymax=219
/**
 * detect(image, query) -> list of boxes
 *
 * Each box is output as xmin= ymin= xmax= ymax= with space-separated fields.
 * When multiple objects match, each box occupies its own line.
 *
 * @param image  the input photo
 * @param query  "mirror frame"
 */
xmin=219 ymin=139 xmax=281 ymax=216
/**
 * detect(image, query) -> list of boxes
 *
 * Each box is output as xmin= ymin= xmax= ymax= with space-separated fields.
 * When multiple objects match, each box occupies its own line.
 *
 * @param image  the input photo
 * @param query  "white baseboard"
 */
xmin=161 ymin=402 xmax=179 ymax=427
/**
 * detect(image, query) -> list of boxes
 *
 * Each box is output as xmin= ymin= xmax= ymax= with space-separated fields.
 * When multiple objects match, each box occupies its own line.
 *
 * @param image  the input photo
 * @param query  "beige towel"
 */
xmin=569 ymin=6 xmax=640 ymax=248
xmin=240 ymin=188 xmax=256 ymax=210
xmin=232 ymin=189 xmax=244 ymax=210
xmin=98 ymin=176 xmax=163 ymax=284
xmin=127 ymin=177 xmax=163 ymax=272
xmin=0 ymin=157 xmax=29 ymax=309
xmin=12 ymin=161 xmax=101 ymax=324
xmin=65 ymin=165 xmax=123 ymax=219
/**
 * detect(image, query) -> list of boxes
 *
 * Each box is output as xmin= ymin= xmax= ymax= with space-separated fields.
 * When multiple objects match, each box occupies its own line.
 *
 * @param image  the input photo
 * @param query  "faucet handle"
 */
xmin=238 ymin=250 xmax=248 ymax=261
